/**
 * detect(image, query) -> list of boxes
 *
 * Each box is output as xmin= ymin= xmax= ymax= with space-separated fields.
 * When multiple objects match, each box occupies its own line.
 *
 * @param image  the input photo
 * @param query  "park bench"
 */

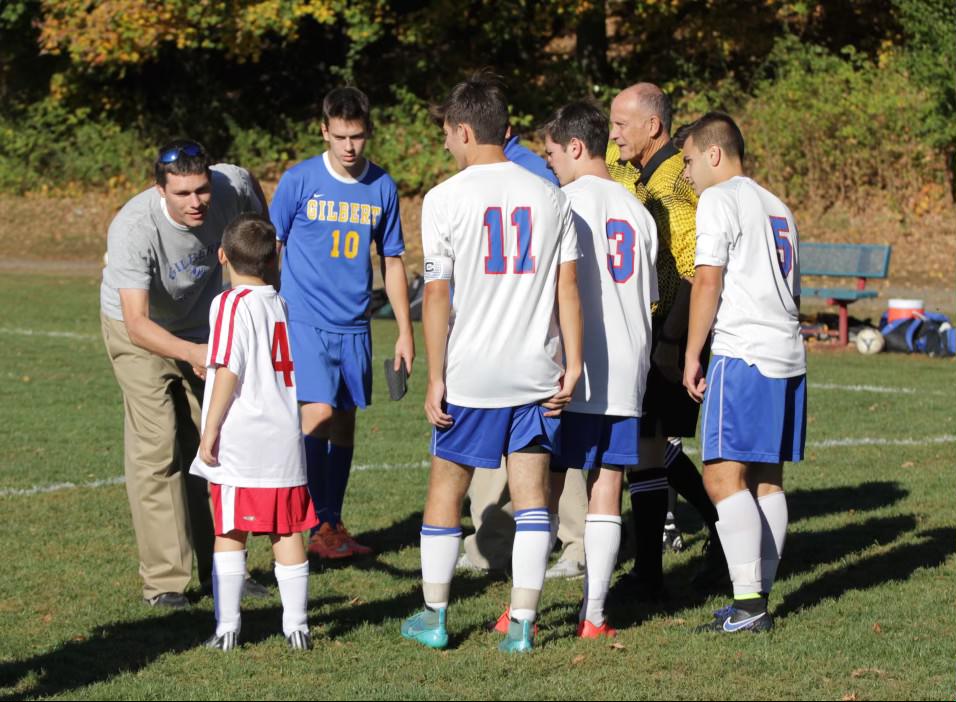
xmin=800 ymin=242 xmax=892 ymax=345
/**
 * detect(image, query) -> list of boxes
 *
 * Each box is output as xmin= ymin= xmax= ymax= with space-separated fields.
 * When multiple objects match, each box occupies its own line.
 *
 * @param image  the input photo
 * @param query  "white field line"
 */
xmin=0 ymin=327 xmax=98 ymax=342
xmin=3 ymin=434 xmax=954 ymax=500
xmin=0 ymin=461 xmax=431 ymax=498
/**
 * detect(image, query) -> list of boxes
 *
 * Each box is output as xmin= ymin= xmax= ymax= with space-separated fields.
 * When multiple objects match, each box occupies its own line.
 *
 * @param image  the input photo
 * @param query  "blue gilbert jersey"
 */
xmin=271 ymin=152 xmax=405 ymax=331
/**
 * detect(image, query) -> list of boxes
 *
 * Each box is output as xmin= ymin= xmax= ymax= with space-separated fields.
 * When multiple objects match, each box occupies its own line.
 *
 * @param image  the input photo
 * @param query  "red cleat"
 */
xmin=577 ymin=619 xmax=617 ymax=639
xmin=337 ymin=524 xmax=373 ymax=556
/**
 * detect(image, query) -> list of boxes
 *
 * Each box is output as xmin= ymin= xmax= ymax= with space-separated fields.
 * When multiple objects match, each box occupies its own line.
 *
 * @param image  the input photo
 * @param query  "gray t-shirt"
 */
xmin=100 ymin=164 xmax=261 ymax=341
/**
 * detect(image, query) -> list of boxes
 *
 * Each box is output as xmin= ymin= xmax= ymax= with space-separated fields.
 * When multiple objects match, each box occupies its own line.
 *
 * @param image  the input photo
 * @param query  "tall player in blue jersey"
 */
xmin=270 ymin=87 xmax=414 ymax=559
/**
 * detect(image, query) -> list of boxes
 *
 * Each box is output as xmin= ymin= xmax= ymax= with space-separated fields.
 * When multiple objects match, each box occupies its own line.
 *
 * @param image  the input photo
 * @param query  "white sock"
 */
xmin=713 ymin=490 xmax=763 ymax=598
xmin=420 ymin=525 xmax=461 ymax=610
xmin=511 ymin=508 xmax=551 ymax=622
xmin=581 ymin=514 xmax=621 ymax=626
xmin=274 ymin=560 xmax=309 ymax=637
xmin=213 ymin=550 xmax=246 ymax=637
xmin=757 ymin=491 xmax=788 ymax=594
xmin=548 ymin=512 xmax=560 ymax=556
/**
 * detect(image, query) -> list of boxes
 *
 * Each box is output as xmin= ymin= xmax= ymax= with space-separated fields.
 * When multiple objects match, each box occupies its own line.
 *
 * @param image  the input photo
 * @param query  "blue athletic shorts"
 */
xmin=288 ymin=322 xmax=371 ymax=409
xmin=700 ymin=355 xmax=806 ymax=464
xmin=431 ymin=402 xmax=560 ymax=469
xmin=551 ymin=412 xmax=639 ymax=471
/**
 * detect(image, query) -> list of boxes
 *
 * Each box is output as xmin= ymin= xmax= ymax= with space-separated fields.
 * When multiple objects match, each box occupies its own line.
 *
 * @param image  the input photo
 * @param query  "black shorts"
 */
xmin=640 ymin=320 xmax=711 ymax=438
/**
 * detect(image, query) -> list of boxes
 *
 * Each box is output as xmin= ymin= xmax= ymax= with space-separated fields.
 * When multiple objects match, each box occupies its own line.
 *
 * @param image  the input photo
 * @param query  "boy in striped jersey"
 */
xmin=191 ymin=214 xmax=317 ymax=651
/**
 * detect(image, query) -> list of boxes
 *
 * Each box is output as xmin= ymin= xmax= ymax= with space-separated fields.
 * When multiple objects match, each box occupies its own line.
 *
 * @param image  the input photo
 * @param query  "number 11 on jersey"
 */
xmin=484 ymin=206 xmax=536 ymax=275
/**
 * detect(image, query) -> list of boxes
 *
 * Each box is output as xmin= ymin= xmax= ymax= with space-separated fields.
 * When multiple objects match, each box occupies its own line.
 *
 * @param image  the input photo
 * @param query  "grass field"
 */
xmin=0 ymin=271 xmax=954 ymax=701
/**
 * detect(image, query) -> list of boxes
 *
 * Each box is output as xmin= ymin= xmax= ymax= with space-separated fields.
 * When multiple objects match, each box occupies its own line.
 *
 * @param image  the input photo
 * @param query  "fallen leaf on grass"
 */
xmin=571 ymin=654 xmax=586 ymax=665
xmin=872 ymin=622 xmax=883 ymax=634
xmin=609 ymin=642 xmax=626 ymax=650
xmin=901 ymin=461 xmax=914 ymax=468
xmin=348 ymin=596 xmax=365 ymax=606
xmin=841 ymin=694 xmax=859 ymax=701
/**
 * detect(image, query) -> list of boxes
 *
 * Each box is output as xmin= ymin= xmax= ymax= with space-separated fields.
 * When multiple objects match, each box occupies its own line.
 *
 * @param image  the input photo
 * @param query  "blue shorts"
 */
xmin=700 ymin=356 xmax=806 ymax=464
xmin=431 ymin=402 xmax=560 ymax=469
xmin=551 ymin=412 xmax=639 ymax=471
xmin=288 ymin=322 xmax=371 ymax=410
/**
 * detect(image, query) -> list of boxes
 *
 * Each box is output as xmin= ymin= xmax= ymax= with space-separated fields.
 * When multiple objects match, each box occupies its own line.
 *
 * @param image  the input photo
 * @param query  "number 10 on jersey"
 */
xmin=484 ymin=207 xmax=536 ymax=275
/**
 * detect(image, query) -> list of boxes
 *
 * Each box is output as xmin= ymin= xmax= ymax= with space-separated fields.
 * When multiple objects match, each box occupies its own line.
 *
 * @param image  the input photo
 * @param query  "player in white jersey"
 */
xmin=682 ymin=113 xmax=806 ymax=633
xmin=190 ymin=214 xmax=317 ymax=651
xmin=400 ymin=74 xmax=583 ymax=654
xmin=540 ymin=101 xmax=658 ymax=639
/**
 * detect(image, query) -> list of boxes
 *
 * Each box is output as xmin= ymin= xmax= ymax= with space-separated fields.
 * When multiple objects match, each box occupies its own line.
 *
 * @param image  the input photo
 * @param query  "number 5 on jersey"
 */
xmin=769 ymin=216 xmax=793 ymax=278
xmin=271 ymin=321 xmax=294 ymax=387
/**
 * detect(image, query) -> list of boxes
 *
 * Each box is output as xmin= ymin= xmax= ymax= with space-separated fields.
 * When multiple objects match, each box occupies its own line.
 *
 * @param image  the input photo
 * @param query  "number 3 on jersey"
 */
xmin=606 ymin=219 xmax=636 ymax=283
xmin=271 ymin=321 xmax=294 ymax=387
xmin=769 ymin=216 xmax=793 ymax=278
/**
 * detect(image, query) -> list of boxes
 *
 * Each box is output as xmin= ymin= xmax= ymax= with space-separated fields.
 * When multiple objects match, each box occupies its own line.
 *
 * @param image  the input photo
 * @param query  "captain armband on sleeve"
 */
xmin=423 ymin=256 xmax=453 ymax=283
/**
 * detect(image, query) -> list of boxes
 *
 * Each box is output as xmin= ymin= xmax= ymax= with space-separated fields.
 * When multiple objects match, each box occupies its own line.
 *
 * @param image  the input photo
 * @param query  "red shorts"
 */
xmin=209 ymin=484 xmax=319 ymax=535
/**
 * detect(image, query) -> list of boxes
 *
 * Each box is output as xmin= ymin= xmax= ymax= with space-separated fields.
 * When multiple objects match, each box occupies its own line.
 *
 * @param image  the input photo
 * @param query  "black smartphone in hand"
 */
xmin=384 ymin=358 xmax=408 ymax=401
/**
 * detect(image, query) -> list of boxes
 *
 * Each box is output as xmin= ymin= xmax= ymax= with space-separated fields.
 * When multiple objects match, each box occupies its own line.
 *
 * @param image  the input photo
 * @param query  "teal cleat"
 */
xmin=401 ymin=607 xmax=448 ymax=649
xmin=498 ymin=617 xmax=534 ymax=654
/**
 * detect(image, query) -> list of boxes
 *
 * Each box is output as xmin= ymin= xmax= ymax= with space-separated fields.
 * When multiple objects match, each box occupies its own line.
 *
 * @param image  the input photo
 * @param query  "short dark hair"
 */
xmin=543 ymin=101 xmax=609 ymax=158
xmin=432 ymin=71 xmax=509 ymax=145
xmin=685 ymin=112 xmax=745 ymax=161
xmin=323 ymin=86 xmax=372 ymax=133
xmin=222 ymin=213 xmax=277 ymax=280
xmin=671 ymin=122 xmax=693 ymax=150
xmin=154 ymin=139 xmax=212 ymax=187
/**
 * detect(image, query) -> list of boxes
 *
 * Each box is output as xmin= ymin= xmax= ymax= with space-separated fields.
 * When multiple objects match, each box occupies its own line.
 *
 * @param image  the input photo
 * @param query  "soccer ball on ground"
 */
xmin=855 ymin=327 xmax=885 ymax=355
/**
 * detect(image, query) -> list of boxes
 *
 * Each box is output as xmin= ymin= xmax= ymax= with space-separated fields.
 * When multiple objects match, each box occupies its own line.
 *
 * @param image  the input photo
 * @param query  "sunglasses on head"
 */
xmin=158 ymin=142 xmax=205 ymax=164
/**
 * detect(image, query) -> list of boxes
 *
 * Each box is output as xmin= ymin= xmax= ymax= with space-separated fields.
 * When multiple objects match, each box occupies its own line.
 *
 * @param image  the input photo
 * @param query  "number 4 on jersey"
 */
xmin=271 ymin=321 xmax=294 ymax=387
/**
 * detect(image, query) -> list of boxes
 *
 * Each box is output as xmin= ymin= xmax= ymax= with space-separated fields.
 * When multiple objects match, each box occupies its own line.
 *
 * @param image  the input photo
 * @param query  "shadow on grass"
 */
xmin=608 ymin=512 xmax=923 ymax=629
xmin=787 ymin=481 xmax=909 ymax=524
xmin=0 ymin=595 xmax=342 ymax=701
xmin=776 ymin=526 xmax=953 ymax=619
xmin=320 ymin=574 xmax=500 ymax=644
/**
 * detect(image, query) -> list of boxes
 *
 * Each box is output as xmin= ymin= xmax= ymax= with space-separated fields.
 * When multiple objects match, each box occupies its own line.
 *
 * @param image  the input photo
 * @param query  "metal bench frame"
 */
xmin=800 ymin=242 xmax=892 ymax=345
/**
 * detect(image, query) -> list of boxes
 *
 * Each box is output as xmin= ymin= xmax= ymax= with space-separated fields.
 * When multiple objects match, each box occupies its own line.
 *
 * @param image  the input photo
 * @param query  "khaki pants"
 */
xmin=101 ymin=315 xmax=214 ymax=599
xmin=463 ymin=463 xmax=587 ymax=570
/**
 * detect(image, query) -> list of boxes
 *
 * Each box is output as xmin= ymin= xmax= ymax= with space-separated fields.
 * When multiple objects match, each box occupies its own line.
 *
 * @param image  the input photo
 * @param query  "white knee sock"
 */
xmin=757 ymin=491 xmax=788 ymax=594
xmin=213 ymin=550 xmax=246 ymax=637
xmin=511 ymin=508 xmax=551 ymax=622
xmin=713 ymin=490 xmax=763 ymax=598
xmin=581 ymin=514 xmax=621 ymax=626
xmin=420 ymin=525 xmax=462 ymax=610
xmin=548 ymin=512 xmax=560 ymax=556
xmin=274 ymin=560 xmax=310 ymax=637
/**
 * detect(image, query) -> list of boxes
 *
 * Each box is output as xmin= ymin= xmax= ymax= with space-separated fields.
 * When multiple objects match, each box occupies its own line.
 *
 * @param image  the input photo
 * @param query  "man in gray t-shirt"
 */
xmin=100 ymin=140 xmax=264 ymax=607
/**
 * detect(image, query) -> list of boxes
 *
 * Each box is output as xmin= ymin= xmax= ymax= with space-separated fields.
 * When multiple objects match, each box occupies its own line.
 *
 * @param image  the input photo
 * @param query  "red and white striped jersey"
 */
xmin=190 ymin=285 xmax=306 ymax=487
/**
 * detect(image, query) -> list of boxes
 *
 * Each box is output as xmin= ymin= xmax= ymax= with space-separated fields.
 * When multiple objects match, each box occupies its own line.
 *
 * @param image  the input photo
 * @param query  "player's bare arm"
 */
xmin=381 ymin=255 xmax=415 ymax=375
xmin=198 ymin=366 xmax=238 ymax=466
xmin=422 ymin=279 xmax=452 ymax=428
xmin=543 ymin=260 xmax=583 ymax=417
xmin=118 ymin=288 xmax=208 ymax=378
xmin=683 ymin=264 xmax=723 ymax=402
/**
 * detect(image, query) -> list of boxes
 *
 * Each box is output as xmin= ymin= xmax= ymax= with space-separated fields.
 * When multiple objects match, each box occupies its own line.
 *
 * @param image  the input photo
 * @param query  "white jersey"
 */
xmin=190 ymin=285 xmax=307 ymax=487
xmin=694 ymin=176 xmax=805 ymax=378
xmin=421 ymin=161 xmax=580 ymax=408
xmin=563 ymin=176 xmax=659 ymax=416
